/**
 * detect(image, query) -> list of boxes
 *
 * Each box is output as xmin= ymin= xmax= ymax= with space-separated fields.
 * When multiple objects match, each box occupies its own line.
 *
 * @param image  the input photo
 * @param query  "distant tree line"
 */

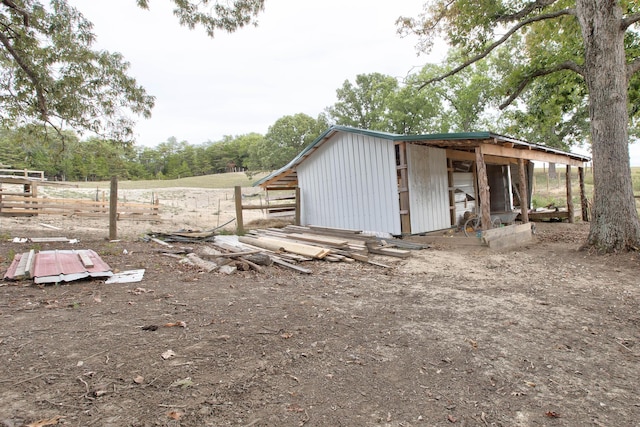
xmin=4 ymin=49 xmax=628 ymax=182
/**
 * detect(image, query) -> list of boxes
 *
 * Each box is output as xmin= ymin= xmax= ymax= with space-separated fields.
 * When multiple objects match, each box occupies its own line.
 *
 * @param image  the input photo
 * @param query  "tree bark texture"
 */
xmin=577 ymin=0 xmax=640 ymax=251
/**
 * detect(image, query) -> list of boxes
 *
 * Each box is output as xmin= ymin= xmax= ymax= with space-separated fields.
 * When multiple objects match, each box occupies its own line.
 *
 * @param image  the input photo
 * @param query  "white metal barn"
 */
xmin=256 ymin=126 xmax=590 ymax=236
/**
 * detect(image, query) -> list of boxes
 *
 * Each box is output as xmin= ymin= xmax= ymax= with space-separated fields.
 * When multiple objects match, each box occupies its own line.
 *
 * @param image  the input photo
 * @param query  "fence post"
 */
xmin=109 ymin=176 xmax=118 ymax=240
xmin=234 ymin=186 xmax=244 ymax=235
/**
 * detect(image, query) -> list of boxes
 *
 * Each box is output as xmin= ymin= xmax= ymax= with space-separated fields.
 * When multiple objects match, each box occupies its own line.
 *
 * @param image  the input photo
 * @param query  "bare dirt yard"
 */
xmin=0 ymin=187 xmax=639 ymax=427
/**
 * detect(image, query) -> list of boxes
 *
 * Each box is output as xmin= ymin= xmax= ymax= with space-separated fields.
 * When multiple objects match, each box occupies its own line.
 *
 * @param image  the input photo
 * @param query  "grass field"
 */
xmin=73 ymin=172 xmax=269 ymax=190
xmin=70 ymin=167 xmax=640 ymax=213
xmin=532 ymin=166 xmax=640 ymax=212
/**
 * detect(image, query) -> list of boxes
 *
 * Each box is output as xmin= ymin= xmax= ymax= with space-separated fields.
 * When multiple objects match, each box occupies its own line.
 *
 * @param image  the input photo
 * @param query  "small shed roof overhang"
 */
xmin=255 ymin=126 xmax=591 ymax=189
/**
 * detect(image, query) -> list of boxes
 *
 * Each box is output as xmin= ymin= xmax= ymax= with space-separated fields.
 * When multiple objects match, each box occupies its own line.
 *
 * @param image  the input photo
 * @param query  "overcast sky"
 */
xmin=73 ymin=0 xmax=438 ymax=147
xmin=72 ymin=1 xmax=640 ymax=165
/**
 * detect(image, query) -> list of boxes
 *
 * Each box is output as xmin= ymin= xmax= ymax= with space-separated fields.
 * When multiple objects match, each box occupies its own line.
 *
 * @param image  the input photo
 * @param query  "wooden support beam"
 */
xmin=566 ymin=165 xmax=574 ymax=223
xmin=518 ymin=159 xmax=529 ymax=223
xmin=396 ymin=142 xmax=411 ymax=233
xmin=447 ymin=158 xmax=456 ymax=226
xmin=109 ymin=176 xmax=117 ymax=240
xmin=479 ymin=143 xmax=586 ymax=167
xmin=235 ymin=186 xmax=244 ymax=235
xmin=579 ymin=167 xmax=589 ymax=222
xmin=447 ymin=149 xmax=515 ymax=165
xmin=295 ymin=187 xmax=301 ymax=226
xmin=475 ymin=146 xmax=491 ymax=231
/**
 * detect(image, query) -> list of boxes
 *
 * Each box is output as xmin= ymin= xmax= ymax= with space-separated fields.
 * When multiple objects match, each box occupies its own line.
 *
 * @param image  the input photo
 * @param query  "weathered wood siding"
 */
xmin=297 ymin=132 xmax=401 ymax=234
xmin=407 ymin=144 xmax=450 ymax=232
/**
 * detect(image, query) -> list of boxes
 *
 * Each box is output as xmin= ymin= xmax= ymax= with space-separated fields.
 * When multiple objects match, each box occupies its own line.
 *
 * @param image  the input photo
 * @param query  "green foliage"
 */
xmin=327 ymin=73 xmax=399 ymax=131
xmin=326 ymin=65 xmax=500 ymax=136
xmin=256 ymin=113 xmax=329 ymax=170
xmin=0 ymin=0 xmax=155 ymax=142
xmin=400 ymin=1 xmax=640 ymax=148
xmin=0 ymin=124 xmax=269 ymax=181
xmin=0 ymin=1 xmax=265 ymax=143
xmin=137 ymin=0 xmax=264 ymax=37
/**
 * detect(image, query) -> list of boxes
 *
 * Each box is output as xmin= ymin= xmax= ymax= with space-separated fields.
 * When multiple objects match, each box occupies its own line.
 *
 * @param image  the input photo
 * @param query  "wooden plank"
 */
xmin=271 ymin=257 xmax=312 ymax=274
xmin=29 ymin=237 xmax=70 ymax=242
xmin=24 ymin=249 xmax=36 ymax=279
xmin=77 ymin=250 xmax=94 ymax=268
xmin=242 ymin=203 xmax=296 ymax=210
xmin=287 ymin=233 xmax=349 ymax=248
xmin=307 ymin=225 xmax=363 ymax=234
xmin=150 ymin=237 xmax=173 ymax=247
xmin=482 ymin=222 xmax=532 ymax=242
xmin=485 ymin=229 xmax=533 ymax=250
xmin=259 ymin=229 xmax=359 ymax=252
xmin=239 ymin=235 xmax=331 ymax=259
xmin=479 ymin=142 xmax=586 ymax=167
xmin=186 ymin=253 xmax=218 ymax=272
xmin=367 ymin=246 xmax=411 ymax=258
xmin=212 ymin=250 xmax=262 ymax=257
xmin=413 ymin=235 xmax=485 ymax=246
xmin=14 ymin=252 xmax=29 ymax=279
xmin=348 ymin=253 xmax=369 ymax=262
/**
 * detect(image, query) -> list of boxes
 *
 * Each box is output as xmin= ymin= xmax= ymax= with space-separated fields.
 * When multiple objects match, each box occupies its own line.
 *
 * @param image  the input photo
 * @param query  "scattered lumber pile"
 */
xmin=152 ymin=225 xmax=428 ymax=275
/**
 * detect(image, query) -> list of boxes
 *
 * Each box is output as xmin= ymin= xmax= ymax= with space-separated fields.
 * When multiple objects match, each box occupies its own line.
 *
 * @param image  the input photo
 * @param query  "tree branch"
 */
xmin=0 ymin=30 xmax=47 ymax=120
xmin=621 ymin=12 xmax=640 ymax=30
xmin=1 ymin=0 xmax=29 ymax=26
xmin=499 ymin=61 xmax=584 ymax=109
xmin=418 ymin=8 xmax=575 ymax=90
xmin=628 ymin=57 xmax=640 ymax=79
xmin=496 ymin=0 xmax=559 ymax=22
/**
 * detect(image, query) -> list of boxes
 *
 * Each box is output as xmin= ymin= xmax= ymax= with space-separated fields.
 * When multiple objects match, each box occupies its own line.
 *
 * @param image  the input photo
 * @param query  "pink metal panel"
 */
xmin=32 ymin=250 xmax=112 ymax=284
xmin=3 ymin=253 xmax=21 ymax=280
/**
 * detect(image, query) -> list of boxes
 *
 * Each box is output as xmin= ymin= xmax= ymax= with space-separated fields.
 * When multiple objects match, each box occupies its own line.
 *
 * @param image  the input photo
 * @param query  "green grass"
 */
xmin=532 ymin=166 xmax=640 ymax=213
xmin=72 ymin=172 xmax=270 ymax=190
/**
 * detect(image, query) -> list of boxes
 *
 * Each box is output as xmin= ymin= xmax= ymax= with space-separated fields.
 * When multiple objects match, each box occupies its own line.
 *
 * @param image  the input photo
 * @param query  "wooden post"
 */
xmin=518 ymin=159 xmax=529 ymax=223
xmin=295 ymin=187 xmax=301 ymax=226
xmin=109 ymin=176 xmax=118 ymax=240
xmin=578 ymin=166 xmax=589 ymax=222
xmin=396 ymin=142 xmax=411 ymax=233
xmin=475 ymin=146 xmax=491 ymax=231
xmin=447 ymin=158 xmax=456 ymax=226
xmin=566 ymin=165 xmax=574 ymax=223
xmin=234 ymin=185 xmax=244 ymax=235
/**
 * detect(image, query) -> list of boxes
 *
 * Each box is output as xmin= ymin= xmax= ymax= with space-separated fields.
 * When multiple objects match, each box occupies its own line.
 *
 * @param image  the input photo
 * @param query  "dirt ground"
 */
xmin=1 ymin=188 xmax=639 ymax=427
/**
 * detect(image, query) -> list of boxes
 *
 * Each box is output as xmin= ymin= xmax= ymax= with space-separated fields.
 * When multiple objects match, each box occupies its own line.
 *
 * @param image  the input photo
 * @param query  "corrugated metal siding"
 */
xmin=407 ymin=144 xmax=450 ymax=232
xmin=297 ymin=132 xmax=401 ymax=234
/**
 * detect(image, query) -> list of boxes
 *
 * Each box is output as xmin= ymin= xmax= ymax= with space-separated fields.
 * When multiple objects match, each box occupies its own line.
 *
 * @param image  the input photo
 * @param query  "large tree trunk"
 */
xmin=577 ymin=0 xmax=640 ymax=252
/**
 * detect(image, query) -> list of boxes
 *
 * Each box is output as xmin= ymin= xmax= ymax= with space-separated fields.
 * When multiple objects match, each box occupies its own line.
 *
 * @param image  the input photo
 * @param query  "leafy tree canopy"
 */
xmin=0 ymin=1 xmax=264 ymax=142
xmin=398 ymin=0 xmax=640 ymax=252
xmin=257 ymin=113 xmax=329 ymax=170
